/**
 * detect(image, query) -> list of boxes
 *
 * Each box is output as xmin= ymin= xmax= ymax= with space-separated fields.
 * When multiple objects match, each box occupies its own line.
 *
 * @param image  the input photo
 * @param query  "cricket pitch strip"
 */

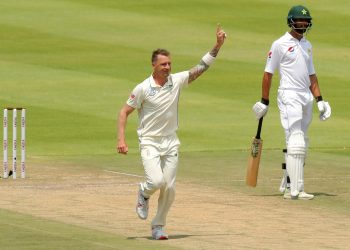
xmin=0 ymin=162 xmax=349 ymax=249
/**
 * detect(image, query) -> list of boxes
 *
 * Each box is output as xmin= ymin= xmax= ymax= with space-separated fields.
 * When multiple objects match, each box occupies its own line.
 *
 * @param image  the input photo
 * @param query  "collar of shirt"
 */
xmin=149 ymin=75 xmax=172 ymax=88
xmin=285 ymin=32 xmax=306 ymax=43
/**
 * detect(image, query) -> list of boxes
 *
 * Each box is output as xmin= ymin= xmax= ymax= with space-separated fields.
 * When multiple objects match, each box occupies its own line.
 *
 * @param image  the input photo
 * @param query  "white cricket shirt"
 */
xmin=265 ymin=32 xmax=315 ymax=91
xmin=126 ymin=71 xmax=189 ymax=137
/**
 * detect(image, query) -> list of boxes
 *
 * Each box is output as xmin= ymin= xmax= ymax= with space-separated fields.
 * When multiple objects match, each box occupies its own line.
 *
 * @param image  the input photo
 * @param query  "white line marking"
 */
xmin=104 ymin=170 xmax=143 ymax=178
xmin=8 ymin=183 xmax=137 ymax=189
xmin=271 ymin=176 xmax=350 ymax=181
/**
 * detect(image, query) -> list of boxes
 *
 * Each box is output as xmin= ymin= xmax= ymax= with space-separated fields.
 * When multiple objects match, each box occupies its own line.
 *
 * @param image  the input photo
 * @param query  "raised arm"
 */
xmin=117 ymin=104 xmax=135 ymax=154
xmin=188 ymin=24 xmax=227 ymax=84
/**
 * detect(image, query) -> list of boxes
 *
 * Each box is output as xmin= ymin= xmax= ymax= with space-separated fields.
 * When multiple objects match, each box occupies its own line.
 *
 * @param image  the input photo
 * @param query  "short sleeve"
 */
xmin=126 ymin=84 xmax=144 ymax=109
xmin=172 ymin=71 xmax=189 ymax=89
xmin=264 ymin=41 xmax=281 ymax=74
xmin=307 ymin=46 xmax=316 ymax=75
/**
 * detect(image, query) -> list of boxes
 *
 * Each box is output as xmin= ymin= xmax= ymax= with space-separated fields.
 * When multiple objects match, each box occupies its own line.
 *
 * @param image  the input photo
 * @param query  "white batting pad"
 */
xmin=287 ymin=131 xmax=306 ymax=197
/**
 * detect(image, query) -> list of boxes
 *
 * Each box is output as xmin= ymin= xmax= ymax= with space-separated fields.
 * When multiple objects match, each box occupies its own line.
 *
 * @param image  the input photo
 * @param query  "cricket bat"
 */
xmin=246 ymin=117 xmax=264 ymax=187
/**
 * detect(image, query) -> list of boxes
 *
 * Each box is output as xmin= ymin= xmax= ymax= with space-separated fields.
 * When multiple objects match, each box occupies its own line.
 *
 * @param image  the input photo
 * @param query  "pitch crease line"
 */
xmin=104 ymin=170 xmax=143 ymax=178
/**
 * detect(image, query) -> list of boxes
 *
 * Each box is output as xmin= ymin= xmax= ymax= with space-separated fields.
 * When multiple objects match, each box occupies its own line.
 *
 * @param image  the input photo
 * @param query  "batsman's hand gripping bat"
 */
xmin=246 ymin=117 xmax=264 ymax=187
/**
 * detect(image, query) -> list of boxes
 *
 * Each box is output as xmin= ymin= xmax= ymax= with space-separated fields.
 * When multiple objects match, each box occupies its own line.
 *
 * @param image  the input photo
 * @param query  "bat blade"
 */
xmin=246 ymin=138 xmax=263 ymax=187
xmin=246 ymin=117 xmax=264 ymax=187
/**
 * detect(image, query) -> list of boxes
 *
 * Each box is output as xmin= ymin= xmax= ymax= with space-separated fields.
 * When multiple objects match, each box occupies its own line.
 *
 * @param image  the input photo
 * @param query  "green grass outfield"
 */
xmin=0 ymin=0 xmax=349 ymax=249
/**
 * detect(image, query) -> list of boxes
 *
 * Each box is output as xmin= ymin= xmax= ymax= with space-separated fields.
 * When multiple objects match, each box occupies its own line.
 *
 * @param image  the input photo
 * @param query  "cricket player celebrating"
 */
xmin=117 ymin=25 xmax=226 ymax=239
xmin=253 ymin=5 xmax=331 ymax=200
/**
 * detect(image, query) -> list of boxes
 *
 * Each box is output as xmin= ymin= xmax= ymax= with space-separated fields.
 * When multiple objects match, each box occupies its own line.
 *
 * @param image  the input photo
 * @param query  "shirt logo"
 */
xmin=268 ymin=51 xmax=272 ymax=58
xmin=149 ymin=87 xmax=158 ymax=96
xmin=163 ymin=83 xmax=173 ymax=91
xmin=288 ymin=46 xmax=294 ymax=52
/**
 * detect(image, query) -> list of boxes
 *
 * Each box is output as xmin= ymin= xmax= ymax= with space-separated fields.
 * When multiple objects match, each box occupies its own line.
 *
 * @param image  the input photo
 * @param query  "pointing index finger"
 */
xmin=217 ymin=23 xmax=222 ymax=32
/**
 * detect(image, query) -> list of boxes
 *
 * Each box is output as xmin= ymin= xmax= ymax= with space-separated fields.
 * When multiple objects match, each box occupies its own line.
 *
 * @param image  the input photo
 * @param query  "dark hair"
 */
xmin=151 ymin=49 xmax=170 ymax=64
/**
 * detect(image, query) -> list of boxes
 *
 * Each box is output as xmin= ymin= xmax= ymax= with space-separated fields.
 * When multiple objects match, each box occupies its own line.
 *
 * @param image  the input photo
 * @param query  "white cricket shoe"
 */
xmin=136 ymin=188 xmax=149 ymax=220
xmin=152 ymin=226 xmax=168 ymax=240
xmin=283 ymin=189 xmax=314 ymax=200
xmin=298 ymin=191 xmax=314 ymax=200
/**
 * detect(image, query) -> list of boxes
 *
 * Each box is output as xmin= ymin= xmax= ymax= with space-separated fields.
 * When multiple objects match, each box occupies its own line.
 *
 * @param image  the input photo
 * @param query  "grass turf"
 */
xmin=0 ymin=0 xmax=349 ymax=249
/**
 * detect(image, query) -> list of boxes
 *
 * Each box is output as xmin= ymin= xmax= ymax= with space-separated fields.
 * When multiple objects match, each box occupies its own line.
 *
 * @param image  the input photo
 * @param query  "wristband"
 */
xmin=316 ymin=96 xmax=323 ymax=102
xmin=201 ymin=52 xmax=215 ymax=66
xmin=261 ymin=98 xmax=269 ymax=106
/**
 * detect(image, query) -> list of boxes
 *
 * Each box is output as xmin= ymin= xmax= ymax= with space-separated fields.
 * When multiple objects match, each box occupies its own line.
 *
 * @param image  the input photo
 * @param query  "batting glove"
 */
xmin=317 ymin=100 xmax=331 ymax=121
xmin=253 ymin=98 xmax=269 ymax=120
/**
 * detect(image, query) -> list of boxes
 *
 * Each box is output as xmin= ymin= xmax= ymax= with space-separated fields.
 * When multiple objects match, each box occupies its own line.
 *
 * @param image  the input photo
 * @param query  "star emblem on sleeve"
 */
xmin=301 ymin=9 xmax=307 ymax=15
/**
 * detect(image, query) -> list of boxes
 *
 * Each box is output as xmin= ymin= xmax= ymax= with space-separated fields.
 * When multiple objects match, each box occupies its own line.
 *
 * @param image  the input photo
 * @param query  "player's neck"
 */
xmin=289 ymin=30 xmax=304 ymax=41
xmin=152 ymin=72 xmax=167 ymax=86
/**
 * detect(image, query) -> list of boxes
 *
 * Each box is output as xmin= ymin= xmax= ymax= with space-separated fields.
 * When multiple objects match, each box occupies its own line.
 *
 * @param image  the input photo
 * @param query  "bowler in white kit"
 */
xmin=253 ymin=5 xmax=331 ymax=200
xmin=117 ymin=25 xmax=226 ymax=239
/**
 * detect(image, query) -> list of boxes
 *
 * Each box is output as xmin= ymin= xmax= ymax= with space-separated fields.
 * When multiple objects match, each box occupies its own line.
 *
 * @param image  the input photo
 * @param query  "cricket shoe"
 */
xmin=284 ymin=189 xmax=314 ymax=200
xmin=136 ymin=188 xmax=149 ymax=220
xmin=152 ymin=226 xmax=168 ymax=240
xmin=297 ymin=191 xmax=314 ymax=200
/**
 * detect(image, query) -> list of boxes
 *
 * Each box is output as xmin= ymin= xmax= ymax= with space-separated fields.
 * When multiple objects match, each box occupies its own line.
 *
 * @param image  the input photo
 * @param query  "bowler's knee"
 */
xmin=148 ymin=176 xmax=165 ymax=190
xmin=167 ymin=186 xmax=176 ymax=198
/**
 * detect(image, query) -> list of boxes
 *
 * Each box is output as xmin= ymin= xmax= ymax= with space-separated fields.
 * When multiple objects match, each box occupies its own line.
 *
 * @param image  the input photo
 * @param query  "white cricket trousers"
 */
xmin=277 ymin=89 xmax=313 ymax=193
xmin=277 ymin=89 xmax=313 ymax=142
xmin=139 ymin=133 xmax=180 ymax=227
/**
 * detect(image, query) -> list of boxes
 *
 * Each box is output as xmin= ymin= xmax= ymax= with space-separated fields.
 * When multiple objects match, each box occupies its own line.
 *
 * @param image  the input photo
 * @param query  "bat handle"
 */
xmin=256 ymin=117 xmax=263 ymax=139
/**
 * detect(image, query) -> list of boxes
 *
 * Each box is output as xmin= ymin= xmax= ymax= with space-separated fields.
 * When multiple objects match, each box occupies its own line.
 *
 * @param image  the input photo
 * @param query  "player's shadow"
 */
xmin=253 ymin=192 xmax=337 ymax=197
xmin=127 ymin=233 xmax=235 ymax=240
xmin=251 ymin=193 xmax=284 ymax=197
xmin=312 ymin=192 xmax=337 ymax=197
